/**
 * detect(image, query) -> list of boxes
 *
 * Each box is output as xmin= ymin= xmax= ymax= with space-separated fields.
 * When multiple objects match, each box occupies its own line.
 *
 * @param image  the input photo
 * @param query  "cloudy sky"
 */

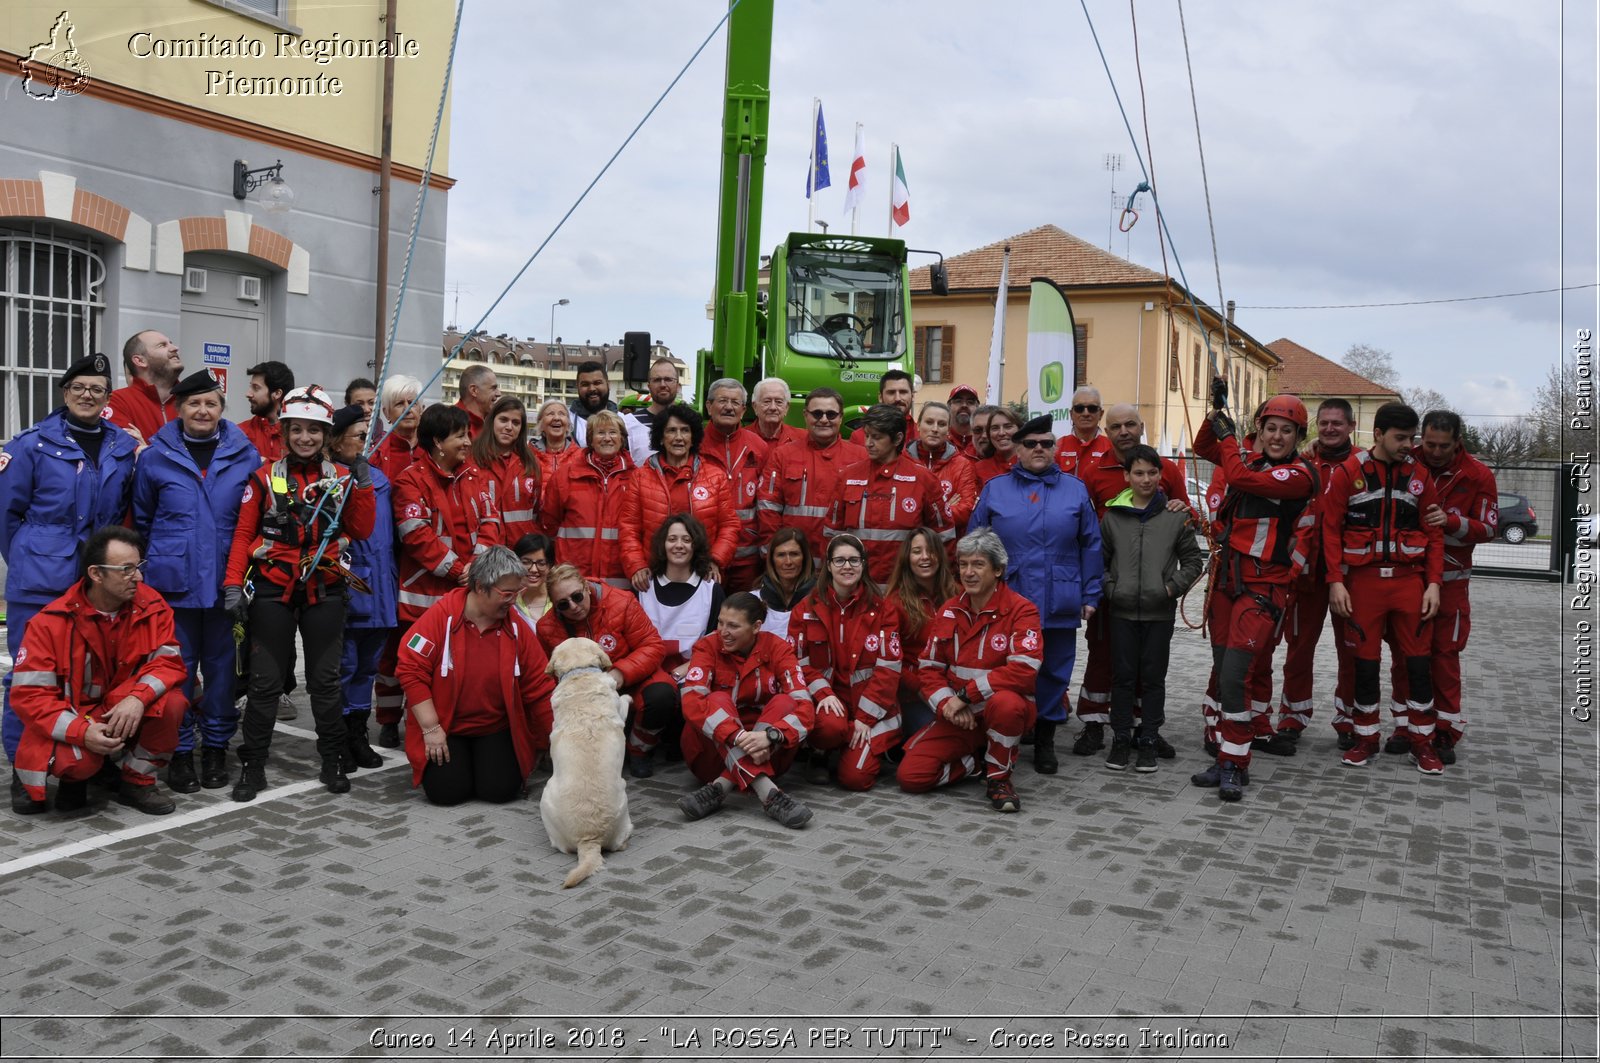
xmin=442 ymin=0 xmax=1597 ymax=424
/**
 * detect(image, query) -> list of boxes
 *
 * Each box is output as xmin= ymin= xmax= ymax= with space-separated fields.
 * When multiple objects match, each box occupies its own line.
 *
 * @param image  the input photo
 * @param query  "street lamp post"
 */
xmin=550 ymin=298 xmax=570 ymax=345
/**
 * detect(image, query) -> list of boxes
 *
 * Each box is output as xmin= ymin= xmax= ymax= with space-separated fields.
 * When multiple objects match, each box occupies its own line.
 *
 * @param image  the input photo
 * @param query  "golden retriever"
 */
xmin=540 ymin=638 xmax=633 ymax=888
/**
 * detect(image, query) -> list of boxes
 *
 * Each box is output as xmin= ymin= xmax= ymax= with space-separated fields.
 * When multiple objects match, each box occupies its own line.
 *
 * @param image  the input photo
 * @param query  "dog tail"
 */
xmin=563 ymin=840 xmax=604 ymax=888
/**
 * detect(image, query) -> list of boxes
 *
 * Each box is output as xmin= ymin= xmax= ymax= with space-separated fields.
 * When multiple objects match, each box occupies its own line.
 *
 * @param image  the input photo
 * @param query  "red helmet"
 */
xmin=1257 ymin=394 xmax=1308 ymax=432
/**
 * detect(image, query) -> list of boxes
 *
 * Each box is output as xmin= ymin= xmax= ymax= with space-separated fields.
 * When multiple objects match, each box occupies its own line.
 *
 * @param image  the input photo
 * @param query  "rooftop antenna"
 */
xmin=1102 ymin=152 xmax=1123 ymax=252
xmin=446 ymin=282 xmax=470 ymax=330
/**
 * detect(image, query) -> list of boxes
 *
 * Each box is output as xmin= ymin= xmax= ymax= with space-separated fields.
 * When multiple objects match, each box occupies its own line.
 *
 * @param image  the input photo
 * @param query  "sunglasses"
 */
xmin=1072 ymin=404 xmax=1101 ymax=414
xmin=554 ymin=589 xmax=587 ymax=612
xmin=806 ymin=409 xmax=841 ymax=421
xmin=1016 ymin=438 xmax=1054 ymax=450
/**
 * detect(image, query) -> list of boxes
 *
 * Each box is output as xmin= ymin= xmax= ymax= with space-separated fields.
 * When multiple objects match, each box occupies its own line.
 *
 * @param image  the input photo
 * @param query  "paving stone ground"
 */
xmin=1 ymin=576 xmax=1594 ymax=1061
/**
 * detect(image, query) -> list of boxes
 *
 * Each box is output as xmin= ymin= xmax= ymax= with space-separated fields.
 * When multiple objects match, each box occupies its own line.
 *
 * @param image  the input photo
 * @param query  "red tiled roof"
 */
xmin=1267 ymin=338 xmax=1401 ymax=398
xmin=909 ymin=223 xmax=1168 ymax=292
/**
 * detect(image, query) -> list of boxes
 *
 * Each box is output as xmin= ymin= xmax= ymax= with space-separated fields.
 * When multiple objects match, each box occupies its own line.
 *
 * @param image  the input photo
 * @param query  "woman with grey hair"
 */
xmin=372 ymin=373 xmax=427 ymax=478
xmin=393 ymin=546 xmax=557 ymax=806
xmin=897 ymin=527 xmax=1043 ymax=814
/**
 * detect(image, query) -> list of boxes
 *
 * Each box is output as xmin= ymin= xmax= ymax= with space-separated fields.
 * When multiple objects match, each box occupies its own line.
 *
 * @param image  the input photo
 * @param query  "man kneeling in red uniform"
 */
xmin=12 ymin=526 xmax=188 ymax=815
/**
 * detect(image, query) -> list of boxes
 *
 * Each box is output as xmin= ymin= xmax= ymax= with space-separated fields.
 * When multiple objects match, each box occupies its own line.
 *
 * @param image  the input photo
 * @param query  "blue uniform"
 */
xmin=340 ymin=466 xmax=397 ymax=717
xmin=969 ymin=462 xmax=1104 ymax=723
xmin=0 ymin=410 xmax=138 ymax=758
xmin=131 ymin=420 xmax=259 ymax=753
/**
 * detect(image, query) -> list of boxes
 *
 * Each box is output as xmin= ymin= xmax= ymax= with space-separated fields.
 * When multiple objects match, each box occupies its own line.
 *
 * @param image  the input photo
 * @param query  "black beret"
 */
xmin=171 ymin=370 xmax=222 ymax=400
xmin=1018 ymin=414 xmax=1055 ymax=439
xmin=330 ymin=404 xmax=368 ymax=436
xmin=60 ymin=353 xmax=111 ymax=387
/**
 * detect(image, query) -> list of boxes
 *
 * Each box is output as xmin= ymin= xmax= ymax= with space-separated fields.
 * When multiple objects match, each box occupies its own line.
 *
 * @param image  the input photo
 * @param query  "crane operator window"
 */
xmin=786 ymin=250 xmax=904 ymax=360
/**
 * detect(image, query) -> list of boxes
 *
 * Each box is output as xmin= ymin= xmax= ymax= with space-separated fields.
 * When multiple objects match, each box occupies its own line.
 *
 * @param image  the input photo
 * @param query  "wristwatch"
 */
xmin=763 ymin=725 xmax=784 ymax=748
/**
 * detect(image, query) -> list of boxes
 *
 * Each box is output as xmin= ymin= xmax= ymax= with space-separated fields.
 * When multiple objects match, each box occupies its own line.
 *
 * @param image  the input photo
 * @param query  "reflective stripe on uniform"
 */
xmin=51 ymin=710 xmax=78 ymax=741
xmin=702 ymin=707 xmax=732 ymax=739
xmin=11 ymin=671 xmax=59 ymax=688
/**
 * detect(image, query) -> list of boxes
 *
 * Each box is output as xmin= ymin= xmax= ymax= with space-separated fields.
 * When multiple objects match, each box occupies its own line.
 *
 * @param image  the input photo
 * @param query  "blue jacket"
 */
xmin=131 ymin=420 xmax=259 ymax=609
xmin=343 ymin=465 xmax=397 ymax=630
xmin=0 ymin=410 xmax=138 ymax=606
xmin=969 ymin=462 xmax=1104 ymax=629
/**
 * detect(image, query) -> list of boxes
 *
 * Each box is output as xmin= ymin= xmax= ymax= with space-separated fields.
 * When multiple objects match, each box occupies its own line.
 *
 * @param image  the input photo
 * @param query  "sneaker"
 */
xmin=1336 ymin=731 xmax=1357 ymax=751
xmin=625 ymin=752 xmax=654 ymax=779
xmin=277 ymin=694 xmax=298 ymax=721
xmin=1154 ymin=734 xmax=1176 ymax=760
xmin=1433 ymin=731 xmax=1458 ymax=766
xmin=116 ymin=782 xmax=176 ymax=816
xmin=1218 ymin=763 xmax=1244 ymax=802
xmin=55 ymin=779 xmax=90 ymax=812
xmin=1383 ymin=730 xmax=1411 ymax=754
xmin=377 ymin=723 xmax=401 ymax=748
xmin=762 ymin=789 xmax=813 ymax=829
xmin=1410 ymin=741 xmax=1445 ymax=776
xmin=1135 ymin=741 xmax=1158 ymax=773
xmin=1071 ymin=722 xmax=1105 ymax=756
xmin=677 ymin=782 xmax=725 ymax=821
xmin=986 ymin=777 xmax=1021 ymax=813
xmin=1105 ymin=734 xmax=1132 ymax=772
xmin=1342 ymin=738 xmax=1377 ymax=767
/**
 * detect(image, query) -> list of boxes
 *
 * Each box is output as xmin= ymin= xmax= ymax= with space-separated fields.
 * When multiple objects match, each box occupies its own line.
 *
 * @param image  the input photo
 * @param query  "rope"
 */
xmin=1177 ymin=0 xmax=1231 ymax=362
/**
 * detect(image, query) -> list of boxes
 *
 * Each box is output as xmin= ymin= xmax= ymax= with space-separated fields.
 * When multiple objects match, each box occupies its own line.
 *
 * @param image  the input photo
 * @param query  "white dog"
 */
xmin=540 ymin=638 xmax=633 ymax=888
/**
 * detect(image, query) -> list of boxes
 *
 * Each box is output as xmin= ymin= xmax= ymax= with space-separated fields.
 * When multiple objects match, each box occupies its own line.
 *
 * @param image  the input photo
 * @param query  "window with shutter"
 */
xmin=940 ymin=324 xmax=956 ymax=383
xmin=1168 ymin=328 xmax=1180 ymax=391
xmin=1074 ymin=324 xmax=1088 ymax=389
xmin=1192 ymin=342 xmax=1202 ymax=399
xmin=914 ymin=326 xmax=927 ymax=381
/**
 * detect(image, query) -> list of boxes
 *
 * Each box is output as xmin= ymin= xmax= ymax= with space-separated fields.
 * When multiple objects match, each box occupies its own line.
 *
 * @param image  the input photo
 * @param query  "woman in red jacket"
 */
xmin=791 ymin=534 xmax=904 ymax=791
xmin=370 ymin=374 xmax=426 ymax=479
xmin=469 ymin=396 xmax=540 ymax=545
xmin=884 ymin=526 xmax=960 ymax=736
xmin=621 ymin=404 xmax=739 ymax=589
xmin=225 ymin=385 xmax=376 ymax=801
xmin=905 ymin=401 xmax=979 ymax=532
xmin=970 ymin=406 xmax=1021 ymax=487
xmin=538 ymin=409 xmax=635 ymax=588
xmin=677 ymin=592 xmax=816 ymax=829
xmin=537 ymin=562 xmax=678 ymax=779
xmin=531 ymin=399 xmax=581 ymax=484
xmin=395 ymin=546 xmax=555 ymax=805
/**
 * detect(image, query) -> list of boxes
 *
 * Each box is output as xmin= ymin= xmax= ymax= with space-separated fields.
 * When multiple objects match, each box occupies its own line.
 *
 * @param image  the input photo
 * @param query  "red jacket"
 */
xmin=1290 ymin=440 xmax=1353 ymax=584
xmin=1194 ymin=420 xmax=1318 ymax=583
xmin=700 ymin=423 xmax=770 ymax=565
xmin=455 ymin=400 xmax=485 ymax=439
xmin=753 ymin=421 xmax=806 ymax=448
xmin=1322 ymin=448 xmax=1445 ymax=586
xmin=537 ymin=449 xmax=635 ymax=584
xmin=225 ymin=455 xmax=377 ymax=603
xmin=970 ymin=451 xmax=1016 ymax=489
xmin=237 ymin=415 xmax=283 ymax=463
xmin=827 ymin=453 xmax=955 ymax=584
xmin=103 ymin=378 xmax=176 ymax=444
xmin=536 ymin=581 xmax=669 ymax=688
xmin=532 ymin=441 xmax=583 ymax=487
xmin=620 ymin=455 xmax=740 ymax=575
xmin=371 ymin=430 xmax=425 ymax=481
xmin=392 ymin=456 xmax=503 ymax=619
xmin=682 ymin=630 xmax=815 ymax=745
xmin=1053 ymin=430 xmax=1114 ymax=478
xmin=1425 ymin=448 xmax=1499 ymax=584
xmin=395 ymin=588 xmax=555 ymax=786
xmin=791 ymin=586 xmax=903 ymax=752
xmin=12 ymin=582 xmax=188 ymax=802
xmin=755 ymin=434 xmax=868 ymax=562
xmin=905 ymin=441 xmax=979 ymax=531
xmin=480 ymin=450 xmax=541 ymax=546
xmin=914 ymin=582 xmax=1043 ymax=715
xmin=1077 ymin=450 xmax=1191 ymax=517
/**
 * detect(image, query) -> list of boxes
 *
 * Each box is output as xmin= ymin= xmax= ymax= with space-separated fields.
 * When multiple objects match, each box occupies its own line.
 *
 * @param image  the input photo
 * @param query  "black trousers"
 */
xmin=239 ymin=587 xmax=347 ymax=763
xmin=1108 ymin=615 xmax=1174 ymax=736
xmin=421 ymin=729 xmax=522 ymax=805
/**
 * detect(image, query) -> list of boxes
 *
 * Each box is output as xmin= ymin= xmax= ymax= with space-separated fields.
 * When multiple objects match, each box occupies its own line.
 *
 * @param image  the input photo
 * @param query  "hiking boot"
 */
xmin=231 ymin=759 xmax=268 ymax=802
xmin=166 ymin=751 xmax=200 ymax=794
xmin=200 ymin=747 xmax=230 ymax=789
xmin=1218 ymin=763 xmax=1245 ymax=802
xmin=986 ymin=776 xmax=1021 ymax=813
xmin=1033 ymin=721 xmax=1059 ymax=775
xmin=1383 ymin=730 xmax=1411 ymax=754
xmin=116 ymin=781 xmax=176 ymax=815
xmin=377 ymin=722 xmax=401 ymax=748
xmin=1153 ymin=734 xmax=1176 ymax=759
xmin=1105 ymin=733 xmax=1132 ymax=772
xmin=677 ymin=782 xmax=725 ymax=821
xmin=12 ymin=770 xmax=47 ymax=815
xmin=1410 ymin=740 xmax=1445 ymax=776
xmin=1071 ymin=722 xmax=1104 ymax=756
xmin=320 ymin=757 xmax=350 ymax=795
xmin=1336 ymin=731 xmax=1357 ymax=751
xmin=626 ymin=752 xmax=655 ymax=779
xmin=1135 ymin=740 xmax=1159 ymax=773
xmin=55 ymin=778 xmax=89 ymax=812
xmin=1191 ymin=760 xmax=1224 ymax=788
xmin=762 ymin=788 xmax=813 ymax=829
xmin=803 ymin=748 xmax=830 ymax=785
xmin=345 ymin=711 xmax=384 ymax=770
xmin=276 ymin=694 xmax=297 ymax=721
xmin=1254 ymin=732 xmax=1299 ymax=757
xmin=1341 ymin=737 xmax=1378 ymax=767
xmin=1433 ymin=731 xmax=1458 ymax=766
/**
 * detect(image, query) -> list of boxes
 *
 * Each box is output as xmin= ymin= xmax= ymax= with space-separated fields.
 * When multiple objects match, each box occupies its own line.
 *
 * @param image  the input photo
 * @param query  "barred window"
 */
xmin=1 ymin=224 xmax=106 ymax=440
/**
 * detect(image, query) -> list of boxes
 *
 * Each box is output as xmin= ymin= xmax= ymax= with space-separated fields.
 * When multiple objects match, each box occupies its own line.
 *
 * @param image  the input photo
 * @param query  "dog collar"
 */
xmin=562 ymin=665 xmax=606 ymax=677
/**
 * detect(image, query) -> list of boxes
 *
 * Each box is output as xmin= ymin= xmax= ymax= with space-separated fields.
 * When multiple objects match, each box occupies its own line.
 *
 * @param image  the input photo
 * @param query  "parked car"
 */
xmin=1497 ymin=492 xmax=1538 ymax=544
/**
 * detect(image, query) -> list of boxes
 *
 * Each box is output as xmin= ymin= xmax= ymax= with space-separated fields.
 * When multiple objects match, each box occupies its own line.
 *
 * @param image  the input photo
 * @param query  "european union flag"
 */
xmin=807 ymin=103 xmax=831 ymax=197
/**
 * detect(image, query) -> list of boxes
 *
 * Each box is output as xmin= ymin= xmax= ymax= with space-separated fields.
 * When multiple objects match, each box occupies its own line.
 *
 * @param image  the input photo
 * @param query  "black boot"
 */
xmin=345 ymin=711 xmax=384 ymax=770
xmin=12 ymin=770 xmax=47 ymax=815
xmin=377 ymin=722 xmax=400 ymax=748
xmin=200 ymin=747 xmax=230 ymax=789
xmin=166 ymin=751 xmax=200 ymax=794
xmin=320 ymin=757 xmax=350 ymax=795
xmin=55 ymin=778 xmax=89 ymax=812
xmin=232 ymin=756 xmax=268 ymax=803
xmin=1071 ymin=721 xmax=1104 ymax=756
xmin=1033 ymin=720 xmax=1059 ymax=775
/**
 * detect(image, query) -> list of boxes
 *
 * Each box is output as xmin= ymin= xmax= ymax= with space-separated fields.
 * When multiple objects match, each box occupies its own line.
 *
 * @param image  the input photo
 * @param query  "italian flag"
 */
xmin=406 ymin=632 xmax=435 ymax=657
xmin=891 ymin=146 xmax=911 ymax=228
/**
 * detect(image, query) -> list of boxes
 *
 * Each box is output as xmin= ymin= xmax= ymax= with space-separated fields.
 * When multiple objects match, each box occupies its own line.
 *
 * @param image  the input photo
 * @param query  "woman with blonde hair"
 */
xmin=537 ymin=409 xmax=635 ymax=588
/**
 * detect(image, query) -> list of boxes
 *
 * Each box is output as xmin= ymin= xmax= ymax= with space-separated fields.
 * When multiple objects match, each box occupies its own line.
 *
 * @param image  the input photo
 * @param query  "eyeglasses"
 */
xmin=93 ymin=561 xmax=147 ymax=576
xmin=64 ymin=383 xmax=109 ymax=399
xmin=806 ymin=409 xmax=841 ymax=421
xmin=554 ymin=589 xmax=587 ymax=612
xmin=521 ymin=558 xmax=548 ymax=571
xmin=1072 ymin=404 xmax=1101 ymax=414
xmin=1017 ymin=438 xmax=1054 ymax=450
xmin=829 ymin=556 xmax=864 ymax=568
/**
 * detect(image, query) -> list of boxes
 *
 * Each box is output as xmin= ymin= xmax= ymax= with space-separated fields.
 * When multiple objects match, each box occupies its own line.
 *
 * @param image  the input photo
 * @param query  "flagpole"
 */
xmin=887 ymin=143 xmax=897 ymax=234
xmin=807 ymin=97 xmax=820 ymax=233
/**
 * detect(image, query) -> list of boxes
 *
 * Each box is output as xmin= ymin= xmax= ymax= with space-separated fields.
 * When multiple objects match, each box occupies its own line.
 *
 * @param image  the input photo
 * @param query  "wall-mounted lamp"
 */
xmin=233 ymin=159 xmax=295 ymax=214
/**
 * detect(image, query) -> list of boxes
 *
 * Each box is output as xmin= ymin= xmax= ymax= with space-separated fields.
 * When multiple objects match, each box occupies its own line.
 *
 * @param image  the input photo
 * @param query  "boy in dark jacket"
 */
xmin=1099 ymin=444 xmax=1204 ymax=771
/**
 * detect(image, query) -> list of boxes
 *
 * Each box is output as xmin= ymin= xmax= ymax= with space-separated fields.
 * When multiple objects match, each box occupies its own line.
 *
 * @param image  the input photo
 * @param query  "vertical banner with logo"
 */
xmin=1025 ymin=277 xmax=1077 ymax=437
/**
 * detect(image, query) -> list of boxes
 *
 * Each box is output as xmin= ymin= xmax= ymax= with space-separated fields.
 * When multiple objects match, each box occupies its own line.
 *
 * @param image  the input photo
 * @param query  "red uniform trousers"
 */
xmin=373 ymin=627 xmax=409 ymax=726
xmin=1385 ymin=579 xmax=1469 ymax=741
xmin=681 ymin=692 xmax=803 ymax=790
xmin=807 ymin=704 xmax=893 ymax=792
xmin=48 ymin=692 xmax=185 ymax=789
xmin=721 ymin=557 xmax=763 ymax=595
xmin=1206 ymin=579 xmax=1289 ymax=770
xmin=1199 ymin=642 xmax=1276 ymax=749
xmin=623 ymin=669 xmax=679 ymax=758
xmin=1277 ymin=578 xmax=1355 ymax=735
xmin=1075 ymin=610 xmax=1110 ymax=724
xmin=896 ymin=691 xmax=1035 ymax=791
xmin=1337 ymin=566 xmax=1435 ymax=752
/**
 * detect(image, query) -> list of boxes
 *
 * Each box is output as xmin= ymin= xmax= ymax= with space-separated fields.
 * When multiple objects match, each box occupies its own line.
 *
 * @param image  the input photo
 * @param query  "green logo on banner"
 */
xmin=1039 ymin=361 xmax=1064 ymax=403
